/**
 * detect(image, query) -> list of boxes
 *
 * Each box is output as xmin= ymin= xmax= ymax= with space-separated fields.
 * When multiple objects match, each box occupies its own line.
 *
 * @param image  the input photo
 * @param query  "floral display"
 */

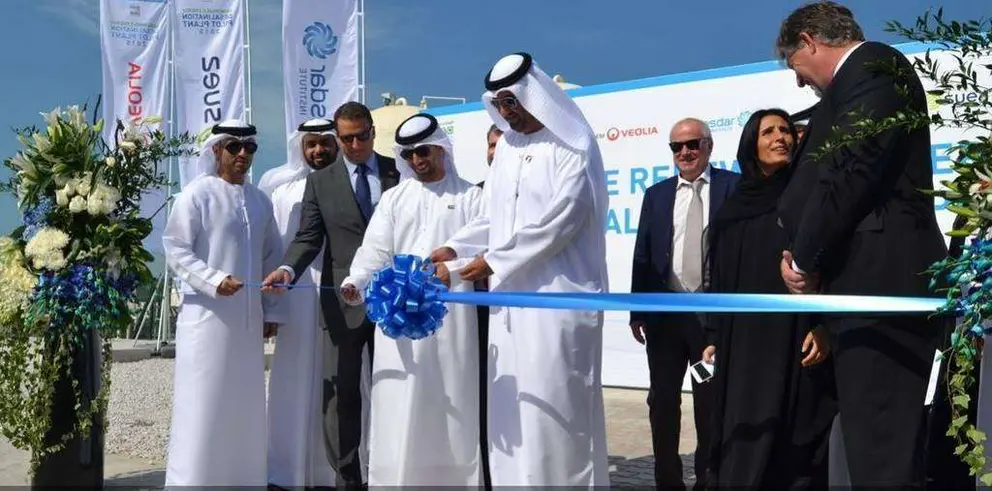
xmin=0 ymin=103 xmax=195 ymax=474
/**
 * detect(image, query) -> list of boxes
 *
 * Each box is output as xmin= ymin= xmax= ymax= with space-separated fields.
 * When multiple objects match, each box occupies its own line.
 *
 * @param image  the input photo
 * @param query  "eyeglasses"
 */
xmin=490 ymin=97 xmax=519 ymax=110
xmin=224 ymin=140 xmax=258 ymax=155
xmin=338 ymin=128 xmax=373 ymax=144
xmin=400 ymin=146 xmax=431 ymax=160
xmin=668 ymin=138 xmax=706 ymax=153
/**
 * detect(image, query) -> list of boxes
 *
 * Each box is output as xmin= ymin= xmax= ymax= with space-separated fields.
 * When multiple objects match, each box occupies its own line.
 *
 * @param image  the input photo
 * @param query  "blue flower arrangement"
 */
xmin=0 ymin=103 xmax=196 ymax=475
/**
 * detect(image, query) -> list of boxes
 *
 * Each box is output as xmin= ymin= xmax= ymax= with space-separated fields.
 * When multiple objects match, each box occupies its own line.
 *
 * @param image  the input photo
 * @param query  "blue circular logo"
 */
xmin=303 ymin=22 xmax=339 ymax=59
xmin=737 ymin=110 xmax=753 ymax=127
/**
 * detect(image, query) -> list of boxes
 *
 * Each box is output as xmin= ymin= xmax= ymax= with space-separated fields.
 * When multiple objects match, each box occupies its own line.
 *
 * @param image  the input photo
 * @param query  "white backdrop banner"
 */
xmin=282 ymin=0 xmax=359 ymax=141
xmin=173 ymin=0 xmax=246 ymax=188
xmin=99 ymin=0 xmax=172 ymax=253
xmin=429 ymin=41 xmax=978 ymax=390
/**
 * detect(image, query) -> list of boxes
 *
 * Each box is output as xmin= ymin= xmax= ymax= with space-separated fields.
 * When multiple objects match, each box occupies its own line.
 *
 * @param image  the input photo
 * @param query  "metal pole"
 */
xmin=243 ymin=0 xmax=254 ymax=183
xmin=156 ymin=275 xmax=172 ymax=353
xmin=131 ymin=275 xmax=161 ymax=346
xmin=155 ymin=4 xmax=179 ymax=355
xmin=358 ymin=0 xmax=366 ymax=104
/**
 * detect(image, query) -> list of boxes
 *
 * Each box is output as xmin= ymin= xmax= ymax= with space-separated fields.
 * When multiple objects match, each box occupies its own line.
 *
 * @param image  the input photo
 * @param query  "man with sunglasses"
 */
xmin=262 ymin=101 xmax=400 ymax=489
xmin=629 ymin=117 xmax=738 ymax=490
xmin=338 ymin=112 xmax=485 ymax=486
xmin=163 ymin=120 xmax=287 ymax=487
xmin=258 ymin=118 xmax=341 ymax=490
xmin=429 ymin=52 xmax=610 ymax=487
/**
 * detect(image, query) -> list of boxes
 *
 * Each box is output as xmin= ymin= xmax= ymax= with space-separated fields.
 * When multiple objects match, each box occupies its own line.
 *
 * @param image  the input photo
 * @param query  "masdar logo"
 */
xmin=737 ymin=110 xmax=753 ymax=127
xmin=303 ymin=22 xmax=339 ymax=59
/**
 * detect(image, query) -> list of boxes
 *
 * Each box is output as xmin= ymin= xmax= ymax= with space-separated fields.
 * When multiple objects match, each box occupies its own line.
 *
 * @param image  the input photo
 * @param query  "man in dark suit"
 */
xmin=774 ymin=2 xmax=947 ymax=487
xmin=263 ymin=101 xmax=401 ymax=488
xmin=630 ymin=117 xmax=739 ymax=490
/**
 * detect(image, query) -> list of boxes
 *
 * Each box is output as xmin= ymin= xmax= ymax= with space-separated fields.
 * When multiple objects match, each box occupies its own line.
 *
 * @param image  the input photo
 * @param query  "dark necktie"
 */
xmin=355 ymin=163 xmax=373 ymax=221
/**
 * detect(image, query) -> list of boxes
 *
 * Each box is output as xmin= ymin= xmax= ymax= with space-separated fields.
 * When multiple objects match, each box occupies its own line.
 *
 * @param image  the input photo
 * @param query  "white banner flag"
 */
xmin=282 ymin=0 xmax=359 ymax=139
xmin=173 ymin=0 xmax=246 ymax=188
xmin=100 ymin=0 xmax=171 ymax=252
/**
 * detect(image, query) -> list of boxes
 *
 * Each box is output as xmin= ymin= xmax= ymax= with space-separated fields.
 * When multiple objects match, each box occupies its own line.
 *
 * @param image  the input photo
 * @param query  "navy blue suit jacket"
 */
xmin=630 ymin=167 xmax=739 ymax=324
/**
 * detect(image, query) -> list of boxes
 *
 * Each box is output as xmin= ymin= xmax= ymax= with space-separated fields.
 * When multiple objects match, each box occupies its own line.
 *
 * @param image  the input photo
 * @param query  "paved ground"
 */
xmin=0 ymin=368 xmax=700 ymax=488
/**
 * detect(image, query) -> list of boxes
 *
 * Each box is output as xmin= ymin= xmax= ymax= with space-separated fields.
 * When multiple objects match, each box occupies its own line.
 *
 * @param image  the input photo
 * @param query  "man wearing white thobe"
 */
xmin=258 ymin=119 xmax=339 ymax=489
xmin=163 ymin=120 xmax=287 ymax=487
xmin=430 ymin=52 xmax=611 ymax=486
xmin=340 ymin=113 xmax=485 ymax=486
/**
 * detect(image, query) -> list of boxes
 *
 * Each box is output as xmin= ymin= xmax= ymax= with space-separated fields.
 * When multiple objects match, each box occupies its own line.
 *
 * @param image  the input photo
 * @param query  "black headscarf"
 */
xmin=709 ymin=108 xmax=799 ymax=234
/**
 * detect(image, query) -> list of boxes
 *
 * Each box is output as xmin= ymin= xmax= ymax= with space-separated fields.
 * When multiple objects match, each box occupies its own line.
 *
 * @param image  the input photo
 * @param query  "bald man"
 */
xmin=630 ymin=117 xmax=739 ymax=490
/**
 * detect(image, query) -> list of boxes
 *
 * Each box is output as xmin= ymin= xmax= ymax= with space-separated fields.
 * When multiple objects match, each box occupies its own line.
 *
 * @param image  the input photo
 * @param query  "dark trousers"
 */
xmin=477 ymin=304 xmax=492 ymax=490
xmin=321 ymin=320 xmax=375 ymax=487
xmin=644 ymin=314 xmax=714 ymax=490
xmin=830 ymin=315 xmax=941 ymax=488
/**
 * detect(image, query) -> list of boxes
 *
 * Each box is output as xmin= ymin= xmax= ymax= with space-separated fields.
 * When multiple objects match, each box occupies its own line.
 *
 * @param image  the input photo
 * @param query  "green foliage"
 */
xmin=0 ymin=101 xmax=197 ymax=475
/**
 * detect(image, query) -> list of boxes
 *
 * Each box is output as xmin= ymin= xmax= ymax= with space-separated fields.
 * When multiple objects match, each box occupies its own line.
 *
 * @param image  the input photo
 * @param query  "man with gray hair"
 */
xmin=630 ymin=117 xmax=738 ymax=489
xmin=774 ymin=1 xmax=946 ymax=487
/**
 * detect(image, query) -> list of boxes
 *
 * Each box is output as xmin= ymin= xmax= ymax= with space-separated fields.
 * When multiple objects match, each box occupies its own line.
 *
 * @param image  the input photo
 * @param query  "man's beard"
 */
xmin=306 ymin=152 xmax=334 ymax=170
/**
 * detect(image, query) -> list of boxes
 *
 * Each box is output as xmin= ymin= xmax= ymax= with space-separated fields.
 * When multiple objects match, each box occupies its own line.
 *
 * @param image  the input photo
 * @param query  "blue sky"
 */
xmin=0 ymin=0 xmax=986 ymax=235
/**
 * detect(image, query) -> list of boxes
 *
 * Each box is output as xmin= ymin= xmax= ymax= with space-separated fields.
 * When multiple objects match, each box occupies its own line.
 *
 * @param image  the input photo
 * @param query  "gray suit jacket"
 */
xmin=282 ymin=153 xmax=400 ymax=330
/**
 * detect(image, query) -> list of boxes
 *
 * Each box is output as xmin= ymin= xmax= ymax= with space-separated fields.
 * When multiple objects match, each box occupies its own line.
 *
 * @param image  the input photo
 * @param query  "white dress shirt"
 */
xmin=342 ymin=153 xmax=382 ymax=207
xmin=279 ymin=153 xmax=383 ymax=281
xmin=669 ymin=165 xmax=711 ymax=291
xmin=833 ymin=42 xmax=865 ymax=77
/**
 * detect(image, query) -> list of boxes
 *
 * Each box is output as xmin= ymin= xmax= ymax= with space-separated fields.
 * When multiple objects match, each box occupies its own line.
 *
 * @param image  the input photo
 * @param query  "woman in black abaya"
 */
xmin=701 ymin=109 xmax=837 ymax=489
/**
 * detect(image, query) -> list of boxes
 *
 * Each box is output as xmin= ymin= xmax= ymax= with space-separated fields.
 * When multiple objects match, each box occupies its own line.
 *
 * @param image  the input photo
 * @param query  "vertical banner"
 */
xmin=99 ymin=0 xmax=171 ymax=253
xmin=172 ymin=0 xmax=246 ymax=188
xmin=282 ymin=0 xmax=359 ymax=139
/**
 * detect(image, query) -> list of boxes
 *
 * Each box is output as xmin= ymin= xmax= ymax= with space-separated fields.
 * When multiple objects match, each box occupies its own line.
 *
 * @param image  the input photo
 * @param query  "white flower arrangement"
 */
xmin=23 ymin=227 xmax=69 ymax=271
xmin=0 ymin=102 xmax=197 ymax=475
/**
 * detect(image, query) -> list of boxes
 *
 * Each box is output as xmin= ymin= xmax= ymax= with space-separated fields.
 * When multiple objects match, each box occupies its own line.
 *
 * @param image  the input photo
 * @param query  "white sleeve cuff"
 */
xmin=278 ymin=265 xmax=296 ymax=282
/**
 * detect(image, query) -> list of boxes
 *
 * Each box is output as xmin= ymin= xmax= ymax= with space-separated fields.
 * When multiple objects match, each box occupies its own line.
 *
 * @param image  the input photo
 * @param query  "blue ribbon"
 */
xmin=438 ymin=291 xmax=944 ymax=313
xmin=248 ymin=254 xmax=948 ymax=340
xmin=363 ymin=255 xmax=449 ymax=340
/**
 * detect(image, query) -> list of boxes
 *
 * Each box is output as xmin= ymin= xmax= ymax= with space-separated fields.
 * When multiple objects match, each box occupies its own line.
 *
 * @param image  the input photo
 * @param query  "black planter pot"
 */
xmin=31 ymin=329 xmax=104 ymax=488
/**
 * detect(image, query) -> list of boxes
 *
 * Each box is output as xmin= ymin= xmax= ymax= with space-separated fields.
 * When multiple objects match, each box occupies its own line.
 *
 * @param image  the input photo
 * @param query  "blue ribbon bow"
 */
xmin=364 ymin=254 xmax=449 ymax=340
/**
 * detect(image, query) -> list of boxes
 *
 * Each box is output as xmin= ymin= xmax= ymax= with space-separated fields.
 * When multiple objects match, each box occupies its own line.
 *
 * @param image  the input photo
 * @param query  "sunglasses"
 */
xmin=224 ymin=140 xmax=258 ymax=155
xmin=490 ymin=97 xmax=519 ymax=110
xmin=668 ymin=138 xmax=706 ymax=153
xmin=400 ymin=146 xmax=431 ymax=160
xmin=338 ymin=128 xmax=373 ymax=144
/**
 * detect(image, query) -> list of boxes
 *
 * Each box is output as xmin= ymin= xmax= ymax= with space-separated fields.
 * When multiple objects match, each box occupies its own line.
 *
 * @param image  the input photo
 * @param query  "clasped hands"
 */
xmin=780 ymin=250 xmax=820 ymax=295
xmin=429 ymin=247 xmax=492 ymax=287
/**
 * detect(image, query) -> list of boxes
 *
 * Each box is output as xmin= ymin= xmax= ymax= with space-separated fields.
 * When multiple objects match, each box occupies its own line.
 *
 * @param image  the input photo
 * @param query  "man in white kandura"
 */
xmin=340 ymin=112 xmax=485 ymax=486
xmin=162 ymin=120 xmax=287 ymax=487
xmin=258 ymin=118 xmax=339 ymax=489
xmin=429 ymin=52 xmax=611 ymax=486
